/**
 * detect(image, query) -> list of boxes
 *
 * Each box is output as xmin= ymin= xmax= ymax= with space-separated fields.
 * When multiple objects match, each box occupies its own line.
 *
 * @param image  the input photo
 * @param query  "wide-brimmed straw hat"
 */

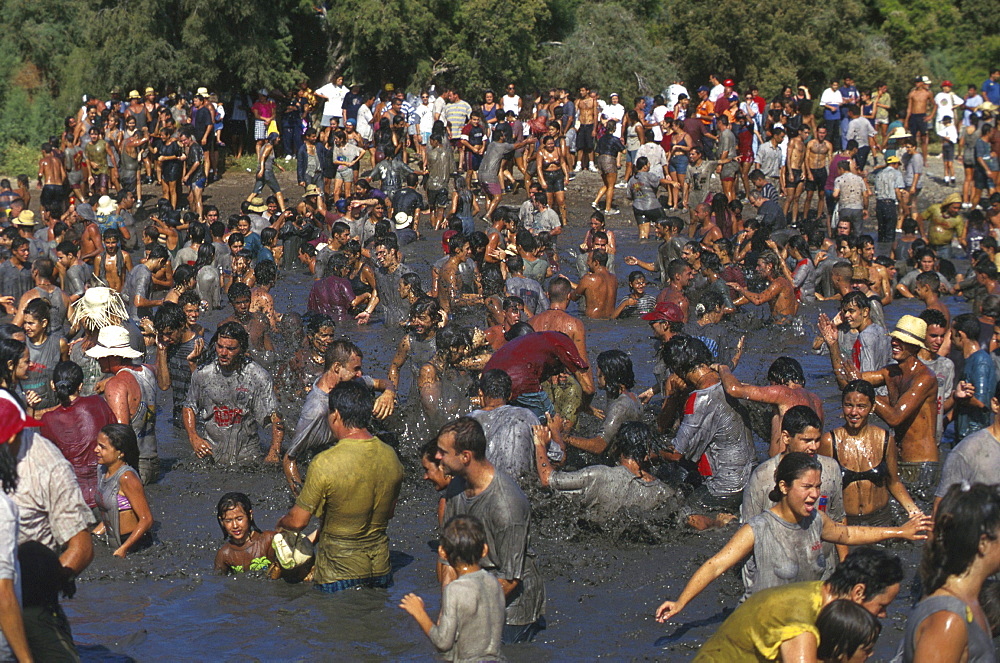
xmin=889 ymin=315 xmax=927 ymax=350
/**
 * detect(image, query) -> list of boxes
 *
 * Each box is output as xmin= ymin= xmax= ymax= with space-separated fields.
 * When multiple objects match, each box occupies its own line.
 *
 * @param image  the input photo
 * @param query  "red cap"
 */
xmin=723 ymin=79 xmax=735 ymax=87
xmin=942 ymin=80 xmax=953 ymax=87
xmin=0 ymin=391 xmax=41 ymax=443
xmin=442 ymin=229 xmax=458 ymax=253
xmin=641 ymin=302 xmax=685 ymax=323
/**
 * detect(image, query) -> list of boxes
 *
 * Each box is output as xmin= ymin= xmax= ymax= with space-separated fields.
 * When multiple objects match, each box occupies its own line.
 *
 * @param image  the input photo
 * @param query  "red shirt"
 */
xmin=483 ymin=331 xmax=588 ymax=399
xmin=40 ymin=395 xmax=116 ymax=508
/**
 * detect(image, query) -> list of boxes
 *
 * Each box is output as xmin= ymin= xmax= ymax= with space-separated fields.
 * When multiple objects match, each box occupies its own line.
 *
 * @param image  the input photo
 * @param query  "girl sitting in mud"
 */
xmin=215 ymin=492 xmax=281 ymax=576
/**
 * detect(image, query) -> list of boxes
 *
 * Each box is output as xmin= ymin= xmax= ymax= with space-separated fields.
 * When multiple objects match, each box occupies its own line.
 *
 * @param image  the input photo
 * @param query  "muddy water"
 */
xmin=67 ymin=171 xmax=941 ymax=661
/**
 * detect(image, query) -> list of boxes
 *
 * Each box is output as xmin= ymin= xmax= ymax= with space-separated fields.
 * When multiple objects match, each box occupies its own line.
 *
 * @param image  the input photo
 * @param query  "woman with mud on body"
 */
xmin=276 ymin=314 xmax=336 ymax=401
xmin=562 ymin=350 xmax=642 ymax=456
xmin=94 ymin=424 xmax=153 ymax=557
xmin=214 ymin=492 xmax=284 ymax=578
xmin=416 ymin=325 xmax=479 ymax=432
xmin=343 ymin=240 xmax=377 ymax=320
xmin=818 ymin=379 xmax=921 ymax=527
xmin=0 ymin=339 xmax=32 ymax=412
xmin=388 ymin=298 xmax=443 ymax=398
xmin=193 ymin=243 xmax=222 ymax=310
xmin=655 ymin=452 xmax=932 ymax=623
xmin=899 ymin=482 xmax=1000 ymax=663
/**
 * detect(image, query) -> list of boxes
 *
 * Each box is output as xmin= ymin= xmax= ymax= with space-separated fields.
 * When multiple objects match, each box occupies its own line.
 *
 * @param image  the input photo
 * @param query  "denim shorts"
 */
xmin=315 ymin=572 xmax=393 ymax=594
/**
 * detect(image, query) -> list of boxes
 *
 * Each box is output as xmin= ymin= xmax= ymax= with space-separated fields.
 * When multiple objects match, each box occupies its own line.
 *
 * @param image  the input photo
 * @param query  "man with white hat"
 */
xmin=182 ymin=321 xmax=283 ymax=465
xmin=86 ymin=325 xmax=159 ymax=484
xmin=4 ymin=388 xmax=95 ymax=661
xmin=821 ymin=313 xmax=940 ymax=500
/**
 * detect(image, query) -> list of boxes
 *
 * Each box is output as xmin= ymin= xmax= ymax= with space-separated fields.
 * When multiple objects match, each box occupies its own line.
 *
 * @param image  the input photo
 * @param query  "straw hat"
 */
xmin=69 ymin=287 xmax=128 ymax=331
xmin=247 ymin=195 xmax=267 ymax=213
xmin=394 ymin=212 xmax=412 ymax=229
xmin=196 ymin=86 xmax=209 ymax=96
xmin=96 ymin=195 xmax=117 ymax=216
xmin=13 ymin=210 xmax=35 ymax=227
xmin=304 ymin=184 xmax=321 ymax=197
xmin=889 ymin=315 xmax=927 ymax=350
xmin=128 ymin=90 xmax=141 ymax=100
xmin=85 ymin=326 xmax=142 ymax=359
xmin=887 ymin=127 xmax=911 ymax=140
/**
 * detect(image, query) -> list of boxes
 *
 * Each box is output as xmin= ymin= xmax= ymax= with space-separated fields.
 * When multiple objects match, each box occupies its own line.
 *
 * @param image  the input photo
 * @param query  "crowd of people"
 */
xmin=1 ymin=67 xmax=1000 ymax=661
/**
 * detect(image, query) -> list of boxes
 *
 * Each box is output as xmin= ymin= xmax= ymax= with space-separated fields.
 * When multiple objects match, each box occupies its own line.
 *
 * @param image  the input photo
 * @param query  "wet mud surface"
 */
xmin=65 ymin=161 xmax=952 ymax=661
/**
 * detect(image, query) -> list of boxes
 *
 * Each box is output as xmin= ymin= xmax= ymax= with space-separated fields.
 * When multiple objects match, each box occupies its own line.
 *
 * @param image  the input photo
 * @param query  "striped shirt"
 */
xmin=444 ymin=100 xmax=472 ymax=139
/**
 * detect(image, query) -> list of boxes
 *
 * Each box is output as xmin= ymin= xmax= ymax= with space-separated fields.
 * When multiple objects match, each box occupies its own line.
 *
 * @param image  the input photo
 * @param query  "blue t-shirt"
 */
xmin=957 ymin=349 xmax=997 ymax=440
xmin=983 ymin=79 xmax=1000 ymax=106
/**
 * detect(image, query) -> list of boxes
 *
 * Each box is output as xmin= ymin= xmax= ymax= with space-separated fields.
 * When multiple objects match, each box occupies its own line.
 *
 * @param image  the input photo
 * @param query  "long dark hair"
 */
xmin=0 ymin=339 xmax=26 ymax=388
xmin=216 ymin=492 xmax=262 ymax=540
xmin=597 ymin=349 xmax=635 ymax=398
xmin=921 ymin=483 xmax=1000 ymax=594
xmin=815 ymin=599 xmax=881 ymax=661
xmin=101 ymin=423 xmax=140 ymax=471
xmin=52 ymin=361 xmax=83 ymax=408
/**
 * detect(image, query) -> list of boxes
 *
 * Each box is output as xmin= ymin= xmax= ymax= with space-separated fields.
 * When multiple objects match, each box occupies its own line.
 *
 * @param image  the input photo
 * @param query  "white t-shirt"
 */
xmin=502 ymin=94 xmax=521 ymax=115
xmin=667 ymin=84 xmax=689 ymax=109
xmin=709 ymin=84 xmax=724 ymax=103
xmin=934 ymin=91 xmax=963 ymax=134
xmin=652 ymin=105 xmax=669 ymax=142
xmin=356 ymin=103 xmax=374 ymax=141
xmin=820 ymin=88 xmax=843 ymax=111
xmin=416 ymin=103 xmax=434 ymax=133
xmin=315 ymin=83 xmax=348 ymax=118
xmin=603 ymin=103 xmax=626 ymax=137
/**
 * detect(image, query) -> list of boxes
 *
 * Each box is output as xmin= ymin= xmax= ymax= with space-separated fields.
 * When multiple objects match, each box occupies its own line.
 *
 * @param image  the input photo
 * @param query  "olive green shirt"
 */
xmin=296 ymin=436 xmax=404 ymax=583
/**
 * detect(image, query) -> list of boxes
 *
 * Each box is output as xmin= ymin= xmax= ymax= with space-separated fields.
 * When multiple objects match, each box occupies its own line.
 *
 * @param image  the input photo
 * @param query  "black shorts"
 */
xmin=907 ymin=114 xmax=928 ymax=136
xmin=577 ymin=124 xmax=595 ymax=152
xmin=40 ymin=184 xmax=67 ymax=211
xmin=543 ymin=170 xmax=565 ymax=192
xmin=633 ymin=207 xmax=664 ymax=226
xmin=427 ymin=188 xmax=449 ymax=208
xmin=786 ymin=168 xmax=803 ymax=187
xmin=942 ymin=141 xmax=955 ymax=161
xmin=806 ymin=168 xmax=827 ymax=191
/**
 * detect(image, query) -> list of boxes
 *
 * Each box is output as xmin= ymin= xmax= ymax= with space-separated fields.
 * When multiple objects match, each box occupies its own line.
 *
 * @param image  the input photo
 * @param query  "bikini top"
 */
xmin=832 ymin=428 xmax=890 ymax=488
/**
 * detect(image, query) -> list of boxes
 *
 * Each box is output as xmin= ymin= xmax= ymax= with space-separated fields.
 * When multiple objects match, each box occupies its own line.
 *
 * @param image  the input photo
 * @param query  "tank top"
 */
xmin=407 ymin=333 xmax=438 ymax=383
xmin=24 ymin=333 xmax=62 ymax=409
xmin=900 ymin=595 xmax=996 ymax=663
xmin=348 ymin=266 xmax=372 ymax=296
xmin=457 ymin=189 xmax=474 ymax=218
xmin=121 ymin=365 xmax=158 ymax=460
xmin=96 ymin=462 xmax=140 ymax=548
xmin=743 ymin=510 xmax=827 ymax=598
xmin=832 ymin=429 xmax=890 ymax=488
xmin=34 ymin=286 xmax=67 ymax=337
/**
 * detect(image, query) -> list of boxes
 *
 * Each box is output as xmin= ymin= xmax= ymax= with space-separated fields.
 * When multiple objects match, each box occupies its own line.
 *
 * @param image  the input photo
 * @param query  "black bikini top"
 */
xmin=832 ymin=428 xmax=890 ymax=488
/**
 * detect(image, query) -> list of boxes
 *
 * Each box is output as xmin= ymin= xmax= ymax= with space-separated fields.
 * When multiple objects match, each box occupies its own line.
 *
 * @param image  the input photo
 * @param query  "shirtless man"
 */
xmin=77 ymin=204 xmax=103 ymax=264
xmin=95 ymin=229 xmax=133 ymax=293
xmin=717 ymin=357 xmax=824 ymax=457
xmin=529 ymin=277 xmax=596 ymax=400
xmin=569 ymin=250 xmax=617 ymax=319
xmin=220 ymin=282 xmax=274 ymax=356
xmin=484 ymin=296 xmax=524 ymax=350
xmin=37 ymin=142 xmax=67 ymax=218
xmin=729 ymin=251 xmax=798 ymax=324
xmin=783 ymin=128 xmax=807 ymax=224
xmin=857 ymin=235 xmax=892 ymax=305
xmin=804 ymin=126 xmax=833 ymax=219
xmin=655 ymin=258 xmax=693 ymax=321
xmin=575 ymin=85 xmax=598 ymax=172
xmin=690 ymin=204 xmax=722 ymax=250
xmin=485 ymin=211 xmax=514 ymax=263
xmin=437 ymin=235 xmax=481 ymax=315
xmin=906 ymin=76 xmax=934 ymax=161
xmin=821 ymin=314 xmax=939 ymax=501
xmin=250 ymin=259 xmax=279 ymax=330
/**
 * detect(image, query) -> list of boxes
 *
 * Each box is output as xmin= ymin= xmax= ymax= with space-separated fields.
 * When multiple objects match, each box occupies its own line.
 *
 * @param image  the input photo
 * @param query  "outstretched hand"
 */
xmin=655 ymin=600 xmax=684 ymax=623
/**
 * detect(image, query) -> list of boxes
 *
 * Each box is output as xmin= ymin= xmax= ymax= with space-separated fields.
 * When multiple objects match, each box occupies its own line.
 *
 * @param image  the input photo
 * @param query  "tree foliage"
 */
xmin=0 ymin=0 xmax=997 ymax=151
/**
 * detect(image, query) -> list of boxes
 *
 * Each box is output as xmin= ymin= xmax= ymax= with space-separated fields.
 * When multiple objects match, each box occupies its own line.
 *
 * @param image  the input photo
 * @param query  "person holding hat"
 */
xmin=820 ymin=313 xmax=940 ymax=501
xmin=872 ymin=153 xmax=908 ymax=241
xmin=86 ymin=325 xmax=160 ymax=484
xmin=920 ymin=192 xmax=966 ymax=258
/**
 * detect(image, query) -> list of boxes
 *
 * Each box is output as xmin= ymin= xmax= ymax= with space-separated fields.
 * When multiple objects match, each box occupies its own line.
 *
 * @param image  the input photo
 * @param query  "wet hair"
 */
xmin=440 ymin=515 xmax=487 ymax=567
xmin=51 ymin=361 xmax=83 ymax=408
xmin=228 ymin=282 xmax=252 ymax=302
xmin=505 ymin=254 xmax=525 ymax=273
xmin=922 ymin=483 xmax=1000 ymax=594
xmin=421 ymin=437 xmax=441 ymax=462
xmin=914 ymin=271 xmax=940 ymax=292
xmin=22 ymin=298 xmax=51 ymax=330
xmin=31 ymin=257 xmax=55 ymax=283
xmin=323 ymin=339 xmax=361 ymax=372
xmin=306 ymin=313 xmax=336 ymax=337
xmin=663 ymin=335 xmax=712 ymax=378
xmin=478 ymin=369 xmax=512 ymax=402
xmin=982 ymin=294 xmax=1000 ymax=321
xmin=172 ymin=264 xmax=196 ymax=289
xmin=409 ymin=298 xmax=443 ymax=326
xmin=597 ymin=349 xmax=634 ymax=398
xmin=842 ymin=379 xmax=876 ymax=405
xmin=216 ymin=492 xmax=262 ymax=540
xmin=841 ymin=290 xmax=871 ymax=311
xmin=827 ymin=547 xmax=904 ymax=600
xmin=613 ymin=421 xmax=657 ymax=470
xmin=505 ymin=321 xmax=534 ymax=340
xmin=919 ymin=308 xmax=948 ymax=330
xmin=628 ymin=270 xmax=647 ymax=286
xmin=0 ymin=339 xmax=26 ymax=387
xmin=667 ymin=259 xmax=689 ymax=281
xmin=255 ymin=260 xmax=277 ymax=287
xmin=815 ymin=600 xmax=881 ymax=661
xmin=781 ymin=404 xmax=821 ymax=436
xmin=953 ymin=312 xmax=981 ymax=342
xmin=547 ymin=276 xmax=573 ymax=303
xmin=437 ymin=417 xmax=487 ymax=460
xmin=56 ymin=241 xmax=79 ymax=257
xmin=590 ymin=249 xmax=609 ymax=267
xmin=768 ymin=451 xmax=822 ymax=502
xmin=699 ymin=252 xmax=723 ymax=275
xmin=436 ymin=325 xmax=472 ymax=358
xmin=767 ymin=356 xmax=805 ymax=386
xmin=214 ymin=320 xmax=249 ymax=353
xmin=194 ymin=243 xmax=216 ymax=272
xmin=100 ymin=423 xmax=140 ymax=470
xmin=502 ymin=295 xmax=524 ymax=311
xmin=147 ymin=243 xmax=169 ymax=262
xmin=693 ymin=290 xmax=724 ymax=319
xmin=153 ymin=301 xmax=186 ymax=332
xmin=328 ymin=380 xmax=374 ymax=430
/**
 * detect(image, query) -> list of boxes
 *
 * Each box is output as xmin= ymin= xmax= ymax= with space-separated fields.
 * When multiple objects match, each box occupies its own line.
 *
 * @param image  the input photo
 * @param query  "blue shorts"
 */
xmin=626 ymin=149 xmax=637 ymax=164
xmin=669 ymin=155 xmax=689 ymax=174
xmin=513 ymin=389 xmax=555 ymax=419
xmin=190 ymin=177 xmax=206 ymax=189
xmin=315 ymin=572 xmax=393 ymax=594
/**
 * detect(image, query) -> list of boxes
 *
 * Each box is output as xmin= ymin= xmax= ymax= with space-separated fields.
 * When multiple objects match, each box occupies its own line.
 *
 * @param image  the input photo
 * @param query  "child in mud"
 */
xmin=399 ymin=515 xmax=504 ymax=662
xmin=214 ymin=492 xmax=281 ymax=577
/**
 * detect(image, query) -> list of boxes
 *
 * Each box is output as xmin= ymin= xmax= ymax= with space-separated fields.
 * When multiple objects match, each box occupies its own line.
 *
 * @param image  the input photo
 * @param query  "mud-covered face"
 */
xmin=220 ymin=505 xmax=251 ymax=545
xmin=310 ymin=325 xmax=335 ymax=354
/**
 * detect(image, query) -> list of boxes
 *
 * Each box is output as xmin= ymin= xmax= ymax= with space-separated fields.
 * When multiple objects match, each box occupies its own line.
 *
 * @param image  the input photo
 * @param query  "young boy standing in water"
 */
xmin=400 ymin=515 xmax=505 ymax=661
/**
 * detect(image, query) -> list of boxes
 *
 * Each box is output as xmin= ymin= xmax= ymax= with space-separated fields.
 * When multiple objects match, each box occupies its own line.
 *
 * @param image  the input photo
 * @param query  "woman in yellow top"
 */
xmin=922 ymin=192 xmax=966 ymax=257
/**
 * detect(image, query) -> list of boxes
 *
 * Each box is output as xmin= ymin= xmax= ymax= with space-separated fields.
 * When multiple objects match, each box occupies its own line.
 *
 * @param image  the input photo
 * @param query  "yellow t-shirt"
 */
xmin=296 ymin=436 xmax=404 ymax=583
xmin=694 ymin=581 xmax=824 ymax=662
xmin=925 ymin=204 xmax=964 ymax=246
